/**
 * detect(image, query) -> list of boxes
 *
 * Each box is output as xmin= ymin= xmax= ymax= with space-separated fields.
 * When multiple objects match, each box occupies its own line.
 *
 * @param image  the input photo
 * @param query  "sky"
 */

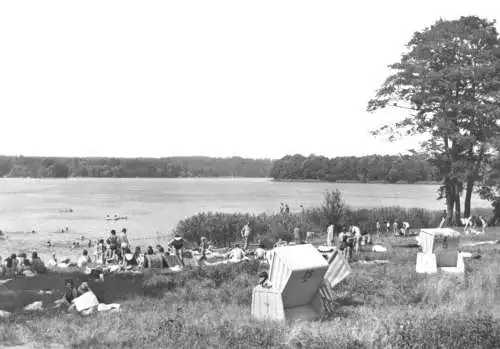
xmin=0 ymin=1 xmax=499 ymax=160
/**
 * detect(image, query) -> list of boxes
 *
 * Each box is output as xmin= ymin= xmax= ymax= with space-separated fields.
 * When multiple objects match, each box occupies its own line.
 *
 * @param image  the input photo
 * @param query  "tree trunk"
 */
xmin=464 ymin=176 xmax=474 ymax=218
xmin=464 ymin=145 xmax=485 ymax=218
xmin=445 ymin=177 xmax=455 ymax=225
xmin=455 ymin=185 xmax=461 ymax=226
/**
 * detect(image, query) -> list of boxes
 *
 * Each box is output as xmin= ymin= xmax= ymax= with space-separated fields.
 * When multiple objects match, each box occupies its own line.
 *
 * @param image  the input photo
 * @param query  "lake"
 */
xmin=0 ymin=178 xmax=490 ymax=244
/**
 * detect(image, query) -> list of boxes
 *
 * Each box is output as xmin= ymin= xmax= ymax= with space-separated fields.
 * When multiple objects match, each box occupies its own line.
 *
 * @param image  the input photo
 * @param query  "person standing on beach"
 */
xmin=439 ymin=210 xmax=447 ymax=228
xmin=119 ymin=228 xmax=130 ymax=253
xmin=402 ymin=221 xmax=410 ymax=236
xmin=479 ymin=216 xmax=487 ymax=234
xmin=326 ymin=224 xmax=335 ymax=246
xmin=241 ymin=222 xmax=251 ymax=250
xmin=392 ymin=221 xmax=399 ymax=236
xmin=350 ymin=225 xmax=362 ymax=254
xmin=168 ymin=234 xmax=185 ymax=266
xmin=107 ymin=230 xmax=119 ymax=251
xmin=198 ymin=236 xmax=210 ymax=264
xmin=293 ymin=226 xmax=301 ymax=244
xmin=385 ymin=221 xmax=390 ymax=234
xmin=376 ymin=221 xmax=380 ymax=235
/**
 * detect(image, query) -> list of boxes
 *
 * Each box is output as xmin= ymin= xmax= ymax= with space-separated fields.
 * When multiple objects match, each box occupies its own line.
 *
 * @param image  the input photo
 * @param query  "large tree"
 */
xmin=367 ymin=16 xmax=500 ymax=224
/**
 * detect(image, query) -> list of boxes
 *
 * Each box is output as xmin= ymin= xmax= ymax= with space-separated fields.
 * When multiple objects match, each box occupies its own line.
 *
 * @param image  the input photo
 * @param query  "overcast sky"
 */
xmin=0 ymin=1 xmax=498 ymax=159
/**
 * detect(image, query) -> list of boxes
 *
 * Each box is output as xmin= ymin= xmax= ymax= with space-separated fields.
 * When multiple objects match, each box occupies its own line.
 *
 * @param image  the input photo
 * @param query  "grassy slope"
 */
xmin=3 ymin=230 xmax=500 ymax=348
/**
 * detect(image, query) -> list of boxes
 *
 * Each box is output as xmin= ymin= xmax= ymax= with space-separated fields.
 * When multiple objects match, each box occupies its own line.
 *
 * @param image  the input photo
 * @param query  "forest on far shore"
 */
xmin=0 ymin=153 xmax=438 ymax=183
xmin=270 ymin=154 xmax=439 ymax=183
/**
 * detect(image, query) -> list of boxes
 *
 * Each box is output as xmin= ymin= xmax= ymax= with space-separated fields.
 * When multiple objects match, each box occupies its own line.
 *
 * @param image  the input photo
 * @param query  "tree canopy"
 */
xmin=0 ymin=156 xmax=274 ymax=178
xmin=270 ymin=153 xmax=439 ymax=183
xmin=368 ymin=16 xmax=500 ymax=223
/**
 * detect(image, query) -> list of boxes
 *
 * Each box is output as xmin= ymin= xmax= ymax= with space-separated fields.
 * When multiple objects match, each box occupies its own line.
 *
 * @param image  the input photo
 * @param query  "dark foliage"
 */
xmin=270 ymin=154 xmax=439 ymax=183
xmin=0 ymin=156 xmax=274 ymax=178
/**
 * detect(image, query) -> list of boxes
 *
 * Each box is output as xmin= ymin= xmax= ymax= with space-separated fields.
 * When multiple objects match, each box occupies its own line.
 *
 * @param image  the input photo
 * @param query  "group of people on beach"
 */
xmin=77 ymin=228 xmax=188 ymax=271
xmin=0 ymin=251 xmax=47 ymax=277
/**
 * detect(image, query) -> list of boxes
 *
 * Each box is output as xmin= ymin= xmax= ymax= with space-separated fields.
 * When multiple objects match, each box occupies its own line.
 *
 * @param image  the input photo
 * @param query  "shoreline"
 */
xmin=271 ymin=179 xmax=440 ymax=185
xmin=0 ymin=176 xmax=440 ymax=185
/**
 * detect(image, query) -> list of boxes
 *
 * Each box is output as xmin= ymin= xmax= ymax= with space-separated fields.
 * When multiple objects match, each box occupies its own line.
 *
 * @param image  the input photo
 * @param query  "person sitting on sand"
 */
xmin=17 ymin=253 xmax=30 ymax=274
xmin=133 ymin=246 xmax=144 ymax=266
xmin=168 ymin=235 xmax=185 ymax=266
xmin=3 ymin=256 xmax=16 ymax=277
xmin=107 ymin=230 xmax=119 ymax=251
xmin=30 ymin=251 xmax=46 ymax=274
xmin=274 ymin=238 xmax=287 ymax=248
xmin=122 ymin=247 xmax=138 ymax=268
xmin=77 ymin=249 xmax=92 ymax=269
xmin=146 ymin=246 xmax=155 ymax=255
xmin=255 ymin=241 xmax=266 ymax=260
xmin=227 ymin=244 xmax=245 ymax=263
xmin=258 ymin=271 xmax=272 ymax=288
xmin=77 ymin=281 xmax=90 ymax=295
xmin=47 ymin=252 xmax=58 ymax=268
xmin=104 ymin=243 xmax=116 ymax=264
xmin=55 ymin=279 xmax=79 ymax=308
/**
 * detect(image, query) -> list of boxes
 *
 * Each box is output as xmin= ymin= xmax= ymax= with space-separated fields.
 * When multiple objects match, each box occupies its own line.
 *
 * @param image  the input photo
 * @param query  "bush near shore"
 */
xmin=3 ymin=234 xmax=500 ymax=348
xmin=175 ymin=190 xmax=493 ymax=246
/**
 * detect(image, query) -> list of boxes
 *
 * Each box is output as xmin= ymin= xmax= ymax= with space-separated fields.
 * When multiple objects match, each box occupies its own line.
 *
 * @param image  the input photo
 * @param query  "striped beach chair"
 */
xmin=324 ymin=248 xmax=352 ymax=288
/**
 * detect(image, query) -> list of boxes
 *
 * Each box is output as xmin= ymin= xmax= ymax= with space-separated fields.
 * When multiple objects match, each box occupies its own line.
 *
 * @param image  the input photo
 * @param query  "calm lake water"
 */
xmin=0 ymin=178 xmax=490 ymax=243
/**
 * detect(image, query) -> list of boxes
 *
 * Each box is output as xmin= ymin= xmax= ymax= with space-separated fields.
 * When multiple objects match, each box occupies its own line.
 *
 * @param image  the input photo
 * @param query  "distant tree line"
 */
xmin=0 ymin=156 xmax=274 ymax=178
xmin=0 ymin=154 xmax=443 ymax=182
xmin=270 ymin=154 xmax=440 ymax=183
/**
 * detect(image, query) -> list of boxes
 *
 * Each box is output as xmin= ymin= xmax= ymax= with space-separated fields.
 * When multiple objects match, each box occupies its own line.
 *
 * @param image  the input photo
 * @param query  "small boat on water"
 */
xmin=105 ymin=214 xmax=128 ymax=221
